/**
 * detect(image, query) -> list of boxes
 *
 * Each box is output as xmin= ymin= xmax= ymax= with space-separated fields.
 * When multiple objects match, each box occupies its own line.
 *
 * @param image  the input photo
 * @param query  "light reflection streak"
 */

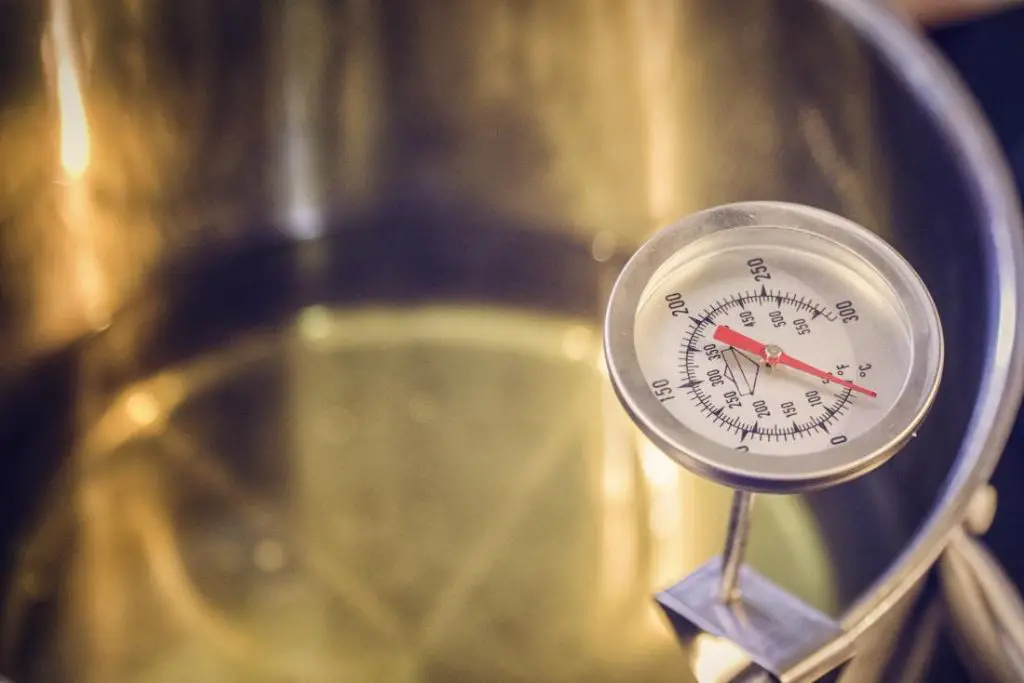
xmin=691 ymin=633 xmax=751 ymax=682
xmin=52 ymin=0 xmax=89 ymax=180
xmin=598 ymin=375 xmax=639 ymax=610
xmin=639 ymin=437 xmax=692 ymax=595
xmin=277 ymin=2 xmax=326 ymax=240
xmin=629 ymin=0 xmax=689 ymax=225
xmin=47 ymin=0 xmax=109 ymax=331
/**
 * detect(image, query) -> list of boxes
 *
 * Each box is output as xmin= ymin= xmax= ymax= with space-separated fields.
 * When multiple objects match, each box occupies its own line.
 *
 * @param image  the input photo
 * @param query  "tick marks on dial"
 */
xmin=673 ymin=290 xmax=853 ymax=443
xmin=688 ymin=386 xmax=852 ymax=441
xmin=680 ymin=290 xmax=836 ymax=331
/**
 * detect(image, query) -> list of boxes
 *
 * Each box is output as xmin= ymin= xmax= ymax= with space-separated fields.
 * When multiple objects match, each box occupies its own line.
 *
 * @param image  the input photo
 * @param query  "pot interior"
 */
xmin=0 ymin=0 xmax=999 ymax=681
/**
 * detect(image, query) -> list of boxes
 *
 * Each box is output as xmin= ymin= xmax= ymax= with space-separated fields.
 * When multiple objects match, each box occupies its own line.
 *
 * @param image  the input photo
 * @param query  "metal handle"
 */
xmin=940 ymin=526 xmax=1024 ymax=682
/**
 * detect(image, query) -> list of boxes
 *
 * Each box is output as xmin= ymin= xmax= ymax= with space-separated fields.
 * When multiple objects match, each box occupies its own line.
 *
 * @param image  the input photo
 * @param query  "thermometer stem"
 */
xmin=720 ymin=489 xmax=755 ymax=603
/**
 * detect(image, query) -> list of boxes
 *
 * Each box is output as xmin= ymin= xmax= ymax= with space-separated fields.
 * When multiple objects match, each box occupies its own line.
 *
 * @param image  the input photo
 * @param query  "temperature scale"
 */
xmin=604 ymin=201 xmax=944 ymax=680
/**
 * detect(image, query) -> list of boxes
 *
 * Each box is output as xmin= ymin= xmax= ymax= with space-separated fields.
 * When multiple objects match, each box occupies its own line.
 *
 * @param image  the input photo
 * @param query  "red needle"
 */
xmin=712 ymin=325 xmax=877 ymax=398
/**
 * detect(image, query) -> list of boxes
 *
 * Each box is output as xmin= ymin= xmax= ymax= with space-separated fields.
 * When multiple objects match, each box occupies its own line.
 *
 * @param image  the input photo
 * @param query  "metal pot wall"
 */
xmin=0 ymin=0 xmax=1021 ymax=681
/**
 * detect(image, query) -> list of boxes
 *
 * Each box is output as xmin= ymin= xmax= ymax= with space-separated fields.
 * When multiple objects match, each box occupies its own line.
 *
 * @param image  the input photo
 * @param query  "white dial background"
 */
xmin=633 ymin=239 xmax=912 ymax=456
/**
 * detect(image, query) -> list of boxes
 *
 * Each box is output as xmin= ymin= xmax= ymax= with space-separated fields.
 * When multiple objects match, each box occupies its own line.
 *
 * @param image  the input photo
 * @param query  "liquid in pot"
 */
xmin=1 ymin=224 xmax=838 ymax=683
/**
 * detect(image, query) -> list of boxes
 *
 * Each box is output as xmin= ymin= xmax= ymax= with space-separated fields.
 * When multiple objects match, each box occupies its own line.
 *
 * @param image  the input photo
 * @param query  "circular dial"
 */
xmin=633 ymin=239 xmax=908 ymax=456
xmin=604 ymin=201 xmax=943 ymax=492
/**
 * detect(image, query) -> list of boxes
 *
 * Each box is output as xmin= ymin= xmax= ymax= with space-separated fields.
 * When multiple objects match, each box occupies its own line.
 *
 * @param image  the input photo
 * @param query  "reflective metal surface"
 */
xmin=3 ymin=293 xmax=840 ymax=683
xmin=941 ymin=527 xmax=1024 ymax=682
xmin=0 ymin=0 xmax=1021 ymax=681
xmin=0 ymin=0 xmax=902 ymax=359
xmin=658 ymin=558 xmax=846 ymax=678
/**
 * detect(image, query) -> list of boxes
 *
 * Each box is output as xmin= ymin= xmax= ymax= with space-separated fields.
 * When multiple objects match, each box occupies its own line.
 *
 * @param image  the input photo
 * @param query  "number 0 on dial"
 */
xmin=604 ymin=202 xmax=943 ymax=492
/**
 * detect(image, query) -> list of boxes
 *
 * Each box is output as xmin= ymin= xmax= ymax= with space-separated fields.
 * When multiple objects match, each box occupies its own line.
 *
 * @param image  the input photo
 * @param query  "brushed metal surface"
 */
xmin=0 ymin=0 xmax=1020 ymax=681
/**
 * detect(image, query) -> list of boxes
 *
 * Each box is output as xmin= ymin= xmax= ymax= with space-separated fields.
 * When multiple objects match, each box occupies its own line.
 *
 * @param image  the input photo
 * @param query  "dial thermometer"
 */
xmin=603 ymin=201 xmax=943 ymax=677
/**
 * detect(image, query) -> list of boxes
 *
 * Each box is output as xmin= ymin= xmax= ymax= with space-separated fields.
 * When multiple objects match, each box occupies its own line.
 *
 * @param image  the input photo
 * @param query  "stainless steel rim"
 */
xmin=788 ymin=0 xmax=1024 ymax=678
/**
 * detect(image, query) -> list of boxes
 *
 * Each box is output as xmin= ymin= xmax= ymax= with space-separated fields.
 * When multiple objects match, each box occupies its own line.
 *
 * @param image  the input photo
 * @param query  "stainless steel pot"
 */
xmin=0 ymin=0 xmax=1022 ymax=681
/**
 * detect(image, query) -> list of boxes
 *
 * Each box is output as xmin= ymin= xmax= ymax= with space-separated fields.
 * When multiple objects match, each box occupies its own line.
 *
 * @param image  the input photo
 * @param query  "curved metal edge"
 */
xmin=789 ymin=0 xmax=1024 ymax=679
xmin=940 ymin=528 xmax=1024 ymax=682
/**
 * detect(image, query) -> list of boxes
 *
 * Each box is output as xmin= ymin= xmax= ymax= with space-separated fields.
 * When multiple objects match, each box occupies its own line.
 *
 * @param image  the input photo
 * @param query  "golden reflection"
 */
xmin=691 ymin=634 xmax=751 ymax=682
xmin=629 ymin=0 xmax=691 ymax=226
xmin=296 ymin=304 xmax=333 ymax=343
xmin=598 ymin=376 xmax=640 ymax=612
xmin=44 ymin=0 xmax=109 ymax=331
xmin=123 ymin=390 xmax=160 ymax=429
xmin=5 ymin=305 xmax=838 ymax=682
xmin=51 ymin=0 xmax=90 ymax=180
xmin=6 ymin=0 xmax=177 ymax=358
xmin=640 ymin=439 xmax=689 ymax=583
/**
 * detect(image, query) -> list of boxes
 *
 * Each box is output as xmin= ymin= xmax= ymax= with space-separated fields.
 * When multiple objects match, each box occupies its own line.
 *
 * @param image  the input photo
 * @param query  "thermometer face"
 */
xmin=634 ymin=231 xmax=908 ymax=456
xmin=605 ymin=202 xmax=943 ymax=492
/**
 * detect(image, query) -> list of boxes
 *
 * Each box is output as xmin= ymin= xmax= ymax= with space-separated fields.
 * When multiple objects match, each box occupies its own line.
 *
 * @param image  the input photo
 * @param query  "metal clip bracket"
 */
xmin=656 ymin=558 xmax=847 ymax=681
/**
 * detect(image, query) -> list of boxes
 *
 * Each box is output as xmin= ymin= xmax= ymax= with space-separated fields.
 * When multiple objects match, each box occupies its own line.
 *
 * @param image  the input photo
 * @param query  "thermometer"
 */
xmin=603 ymin=201 xmax=944 ymax=678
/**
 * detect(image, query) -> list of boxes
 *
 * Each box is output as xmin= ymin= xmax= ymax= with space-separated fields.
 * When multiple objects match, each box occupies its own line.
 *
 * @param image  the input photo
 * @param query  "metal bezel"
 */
xmin=603 ymin=201 xmax=944 ymax=493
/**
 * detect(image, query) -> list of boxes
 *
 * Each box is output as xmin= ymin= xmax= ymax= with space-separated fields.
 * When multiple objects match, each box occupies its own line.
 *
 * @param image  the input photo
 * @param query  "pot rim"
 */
xmin=793 ymin=0 xmax=1024 ymax=677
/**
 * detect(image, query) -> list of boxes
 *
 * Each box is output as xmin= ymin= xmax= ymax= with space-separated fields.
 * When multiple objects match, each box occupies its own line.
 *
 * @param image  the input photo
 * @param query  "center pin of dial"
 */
xmin=763 ymin=344 xmax=784 ymax=366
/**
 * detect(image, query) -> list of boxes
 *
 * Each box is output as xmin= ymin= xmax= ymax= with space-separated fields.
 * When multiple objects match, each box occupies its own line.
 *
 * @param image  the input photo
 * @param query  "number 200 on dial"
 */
xmin=604 ymin=202 xmax=943 ymax=491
